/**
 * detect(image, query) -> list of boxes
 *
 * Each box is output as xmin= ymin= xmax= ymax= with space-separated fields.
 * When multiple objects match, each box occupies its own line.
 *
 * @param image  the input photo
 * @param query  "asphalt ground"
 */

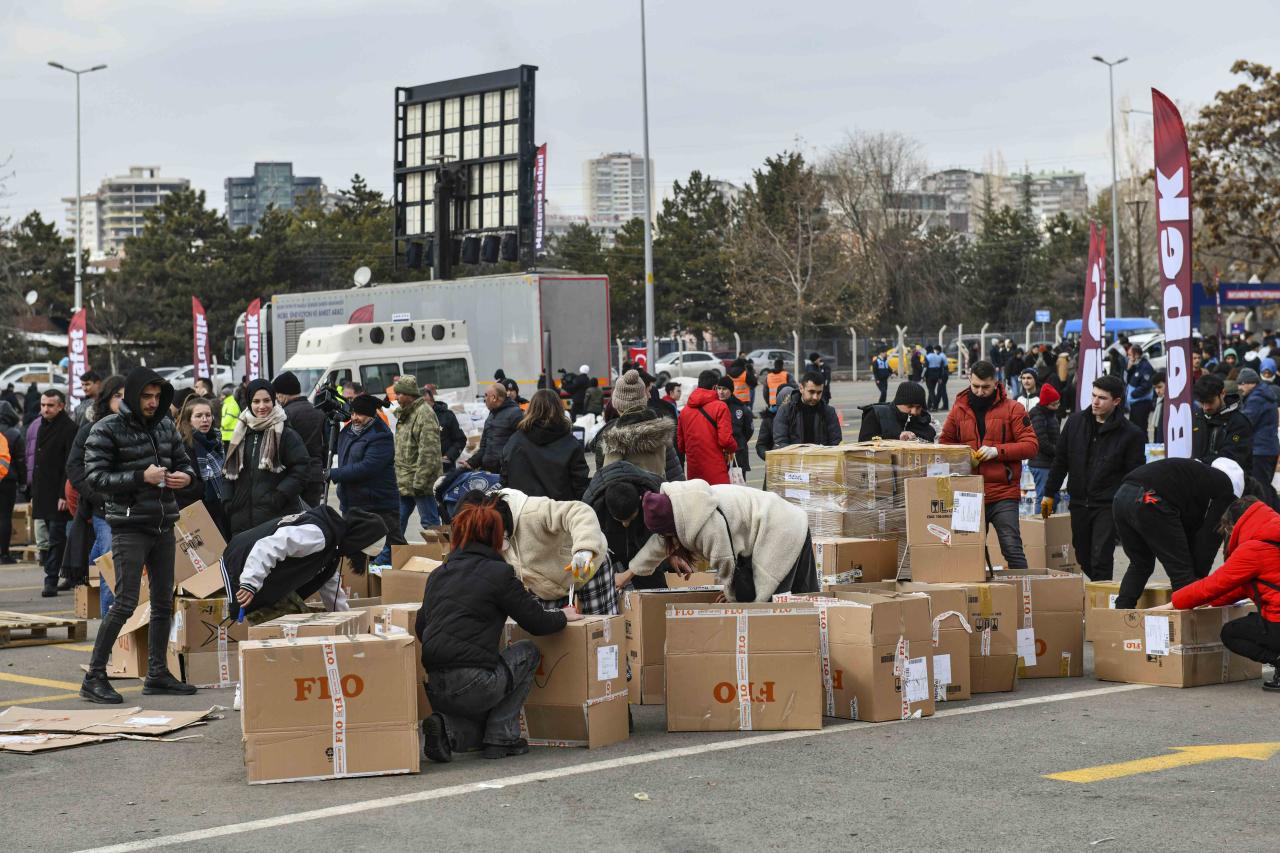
xmin=4 ymin=379 xmax=1272 ymax=853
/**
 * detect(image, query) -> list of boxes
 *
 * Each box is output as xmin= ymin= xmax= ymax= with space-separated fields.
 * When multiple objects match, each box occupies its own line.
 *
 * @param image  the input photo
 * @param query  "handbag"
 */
xmin=716 ymin=507 xmax=755 ymax=602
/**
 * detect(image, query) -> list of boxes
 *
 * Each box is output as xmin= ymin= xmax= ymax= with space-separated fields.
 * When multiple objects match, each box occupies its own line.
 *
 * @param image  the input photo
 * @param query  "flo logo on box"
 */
xmin=714 ymin=681 xmax=775 ymax=703
xmin=293 ymin=674 xmax=364 ymax=701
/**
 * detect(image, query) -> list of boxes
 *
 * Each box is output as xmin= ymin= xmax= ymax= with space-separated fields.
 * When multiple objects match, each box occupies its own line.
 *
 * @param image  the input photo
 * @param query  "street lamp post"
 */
xmin=1093 ymin=55 xmax=1127 ymax=318
xmin=48 ymin=61 xmax=107 ymax=313
xmin=639 ymin=0 xmax=656 ymax=369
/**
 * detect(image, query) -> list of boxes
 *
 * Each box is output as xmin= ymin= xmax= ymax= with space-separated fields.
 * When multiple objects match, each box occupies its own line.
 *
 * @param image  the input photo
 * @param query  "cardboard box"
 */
xmin=75 ymin=584 xmax=100 ymax=619
xmin=621 ymin=588 xmax=722 ymax=704
xmin=1091 ymin=605 xmax=1262 ymax=687
xmin=366 ymin=603 xmax=430 ymax=720
xmin=664 ymin=603 xmax=822 ymax=732
xmin=239 ymin=634 xmax=420 ymax=783
xmin=907 ymin=543 xmax=987 ymax=584
xmin=391 ymin=538 xmax=449 ymax=569
xmin=780 ymin=591 xmax=934 ymax=721
xmin=962 ymin=582 xmax=1019 ymax=693
xmin=177 ymin=649 xmax=239 ymax=688
xmin=814 ymin=537 xmax=899 ymax=585
xmin=378 ymin=556 xmax=441 ymax=605
xmin=338 ymin=558 xmax=381 ymax=600
xmin=905 ymin=475 xmax=986 ymax=547
xmin=174 ymin=501 xmax=228 ymax=598
xmin=506 ymin=615 xmax=629 ymax=748
xmin=10 ymin=503 xmax=32 ymax=546
xmin=170 ymin=597 xmax=250 ymax=653
xmin=664 ymin=571 xmax=720 ymax=588
xmin=247 ymin=610 xmax=370 ymax=641
xmin=992 ymin=570 xmax=1084 ymax=678
xmin=985 ymin=516 xmax=1078 ymax=572
xmin=1085 ymin=580 xmax=1172 ymax=613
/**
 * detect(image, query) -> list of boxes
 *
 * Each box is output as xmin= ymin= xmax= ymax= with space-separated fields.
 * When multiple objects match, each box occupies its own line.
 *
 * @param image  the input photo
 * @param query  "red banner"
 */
xmin=1153 ymin=88 xmax=1193 ymax=456
xmin=67 ymin=309 xmax=88 ymax=406
xmin=348 ymin=304 xmax=374 ymax=324
xmin=1077 ymin=222 xmax=1106 ymax=411
xmin=191 ymin=296 xmax=211 ymax=380
xmin=245 ymin=298 xmax=262 ymax=382
xmin=533 ymin=142 xmax=547 ymax=252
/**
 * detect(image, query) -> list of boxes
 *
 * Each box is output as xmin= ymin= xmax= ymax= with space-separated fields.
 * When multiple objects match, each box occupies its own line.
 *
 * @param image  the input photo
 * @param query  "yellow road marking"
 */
xmin=1 ymin=685 xmax=143 ymax=705
xmin=0 ymin=585 xmax=44 ymax=592
xmin=52 ymin=643 xmax=96 ymax=652
xmin=42 ymin=609 xmax=78 ymax=616
xmin=1046 ymin=742 xmax=1280 ymax=783
xmin=0 ymin=672 xmax=86 ymax=691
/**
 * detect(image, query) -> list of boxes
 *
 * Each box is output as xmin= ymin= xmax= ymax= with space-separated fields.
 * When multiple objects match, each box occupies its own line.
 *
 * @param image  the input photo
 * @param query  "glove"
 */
xmin=1040 ymin=497 xmax=1054 ymax=519
xmin=566 ymin=550 xmax=596 ymax=585
xmin=977 ymin=446 xmax=999 ymax=462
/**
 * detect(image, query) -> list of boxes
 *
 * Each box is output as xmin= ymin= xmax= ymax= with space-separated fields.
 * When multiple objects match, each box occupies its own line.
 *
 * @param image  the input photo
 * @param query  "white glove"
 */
xmin=571 ymin=550 xmax=593 ymax=572
xmin=977 ymin=446 xmax=999 ymax=461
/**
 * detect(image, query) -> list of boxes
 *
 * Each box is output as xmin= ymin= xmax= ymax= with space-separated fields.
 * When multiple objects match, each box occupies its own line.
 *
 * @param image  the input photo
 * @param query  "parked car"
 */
xmin=652 ymin=350 xmax=724 ymax=383
xmin=164 ymin=364 xmax=235 ymax=392
xmin=713 ymin=350 xmax=738 ymax=371
xmin=746 ymin=348 xmax=794 ymax=374
xmin=0 ymin=362 xmax=63 ymax=388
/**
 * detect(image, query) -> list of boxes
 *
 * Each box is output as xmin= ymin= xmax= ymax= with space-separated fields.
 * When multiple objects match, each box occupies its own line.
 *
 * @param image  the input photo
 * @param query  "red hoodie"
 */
xmin=677 ymin=387 xmax=737 ymax=485
xmin=940 ymin=382 xmax=1039 ymax=503
xmin=1172 ymin=500 xmax=1280 ymax=621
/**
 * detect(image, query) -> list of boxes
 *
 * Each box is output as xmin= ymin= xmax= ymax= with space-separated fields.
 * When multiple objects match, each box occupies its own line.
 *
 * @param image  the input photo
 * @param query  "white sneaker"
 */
xmin=233 ymin=682 xmax=242 ymax=711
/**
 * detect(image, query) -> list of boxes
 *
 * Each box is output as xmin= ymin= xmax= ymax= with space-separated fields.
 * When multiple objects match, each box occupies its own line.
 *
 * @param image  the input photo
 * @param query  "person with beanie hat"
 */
xmin=394 ymin=373 xmax=444 ymax=536
xmin=774 ymin=370 xmax=842 ymax=449
xmin=591 ymin=370 xmax=683 ymax=481
xmin=221 ymin=505 xmax=389 ymax=619
xmin=716 ymin=375 xmax=755 ymax=473
xmin=273 ymin=370 xmax=326 ymax=507
xmin=331 ymin=394 xmax=403 ymax=565
xmin=1041 ymin=374 xmax=1145 ymax=581
xmin=223 ymin=378 xmax=311 ymax=537
xmin=1015 ymin=368 xmax=1040 ymax=412
xmin=857 ymin=381 xmax=935 ymax=442
xmin=1237 ymin=367 xmax=1280 ymax=505
xmin=1026 ymin=382 xmax=1062 ymax=506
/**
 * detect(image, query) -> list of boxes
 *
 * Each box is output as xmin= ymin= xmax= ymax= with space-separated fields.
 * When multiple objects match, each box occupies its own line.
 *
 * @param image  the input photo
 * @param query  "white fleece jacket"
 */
xmin=500 ymin=488 xmax=608 ymax=601
xmin=630 ymin=479 xmax=809 ymax=602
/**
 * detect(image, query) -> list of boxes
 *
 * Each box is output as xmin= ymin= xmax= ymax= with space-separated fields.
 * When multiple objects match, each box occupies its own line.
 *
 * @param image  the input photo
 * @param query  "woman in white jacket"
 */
xmin=628 ymin=479 xmax=819 ymax=602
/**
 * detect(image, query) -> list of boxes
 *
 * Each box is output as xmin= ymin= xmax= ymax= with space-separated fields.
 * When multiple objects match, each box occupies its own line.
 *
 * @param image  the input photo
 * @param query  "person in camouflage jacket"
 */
xmin=393 ymin=376 xmax=443 ymax=531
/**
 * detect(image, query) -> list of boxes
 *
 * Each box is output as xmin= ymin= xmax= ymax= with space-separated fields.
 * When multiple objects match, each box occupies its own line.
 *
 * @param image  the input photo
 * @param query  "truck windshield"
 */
xmin=287 ymin=368 xmax=326 ymax=396
xmin=360 ymin=363 xmax=401 ymax=393
xmin=404 ymin=358 xmax=470 ymax=391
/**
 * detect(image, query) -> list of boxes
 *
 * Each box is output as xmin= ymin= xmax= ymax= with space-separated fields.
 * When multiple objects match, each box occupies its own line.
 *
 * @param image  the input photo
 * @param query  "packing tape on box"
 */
xmin=320 ymin=641 xmax=349 ymax=777
xmin=893 ymin=635 xmax=909 ymax=720
xmin=926 ymin=524 xmax=952 ymax=546
xmin=735 ymin=612 xmax=752 ymax=731
xmin=1221 ymin=609 xmax=1231 ymax=683
xmin=1060 ymin=652 xmax=1071 ymax=677
xmin=980 ymin=627 xmax=992 ymax=656
xmin=976 ymin=586 xmax=993 ymax=618
xmin=1020 ymin=578 xmax=1034 ymax=630
xmin=931 ymin=610 xmax=972 ymax=646
xmin=216 ymin=625 xmax=231 ymax=688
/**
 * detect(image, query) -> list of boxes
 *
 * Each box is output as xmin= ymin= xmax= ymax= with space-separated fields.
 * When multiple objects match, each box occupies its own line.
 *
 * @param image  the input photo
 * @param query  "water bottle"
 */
xmin=1019 ymin=491 xmax=1035 ymax=517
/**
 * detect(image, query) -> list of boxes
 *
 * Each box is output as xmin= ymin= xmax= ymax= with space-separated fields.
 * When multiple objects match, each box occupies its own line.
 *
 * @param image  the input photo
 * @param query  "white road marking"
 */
xmin=74 ymin=682 xmax=1153 ymax=853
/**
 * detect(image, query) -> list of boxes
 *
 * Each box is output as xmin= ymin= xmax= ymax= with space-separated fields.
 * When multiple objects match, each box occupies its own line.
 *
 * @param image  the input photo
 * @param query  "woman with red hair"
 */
xmin=414 ymin=494 xmax=580 ymax=763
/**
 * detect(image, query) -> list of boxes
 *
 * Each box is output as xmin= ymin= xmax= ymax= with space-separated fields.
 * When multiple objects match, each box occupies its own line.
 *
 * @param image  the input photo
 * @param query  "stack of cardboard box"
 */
xmin=1084 ymin=580 xmax=1171 ymax=639
xmin=904 ymin=474 xmax=987 ymax=582
xmin=10 ymin=502 xmax=32 ymax=547
xmin=991 ymin=569 xmax=1085 ymax=678
xmin=621 ymin=587 xmax=722 ymax=705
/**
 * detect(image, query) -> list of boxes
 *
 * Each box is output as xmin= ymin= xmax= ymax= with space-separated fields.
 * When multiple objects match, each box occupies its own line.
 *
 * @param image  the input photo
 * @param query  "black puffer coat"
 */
xmin=83 ymin=368 xmax=195 ymax=530
xmin=582 ymin=461 xmax=666 ymax=571
xmin=283 ymin=397 xmax=327 ymax=506
xmin=501 ymin=423 xmax=589 ymax=500
xmin=225 ymin=419 xmax=310 ymax=536
xmin=1028 ymin=404 xmax=1060 ymax=469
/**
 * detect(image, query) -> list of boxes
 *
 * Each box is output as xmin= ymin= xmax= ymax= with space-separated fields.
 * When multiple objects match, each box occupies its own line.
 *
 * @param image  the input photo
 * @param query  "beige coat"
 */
xmin=500 ymin=488 xmax=608 ymax=601
xmin=630 ymin=479 xmax=809 ymax=602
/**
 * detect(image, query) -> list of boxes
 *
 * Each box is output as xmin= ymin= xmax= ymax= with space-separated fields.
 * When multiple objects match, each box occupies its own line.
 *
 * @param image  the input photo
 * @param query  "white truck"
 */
xmin=231 ymin=271 xmax=612 ymax=397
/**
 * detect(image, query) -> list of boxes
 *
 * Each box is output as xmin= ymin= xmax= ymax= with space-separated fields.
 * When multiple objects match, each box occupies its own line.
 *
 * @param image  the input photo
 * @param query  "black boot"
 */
xmin=80 ymin=672 xmax=123 ymax=704
xmin=143 ymin=670 xmax=197 ymax=695
xmin=423 ymin=713 xmax=453 ymax=763
xmin=41 ymin=580 xmax=58 ymax=597
xmin=482 ymin=738 xmax=530 ymax=759
xmin=1263 ymin=667 xmax=1280 ymax=692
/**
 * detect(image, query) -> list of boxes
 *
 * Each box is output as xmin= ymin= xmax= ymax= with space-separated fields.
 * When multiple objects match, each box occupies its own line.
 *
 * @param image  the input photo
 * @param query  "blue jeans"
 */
xmin=1029 ymin=466 xmax=1057 ymax=507
xmin=89 ymin=515 xmax=114 ymax=618
xmin=400 ymin=494 xmax=442 ymax=534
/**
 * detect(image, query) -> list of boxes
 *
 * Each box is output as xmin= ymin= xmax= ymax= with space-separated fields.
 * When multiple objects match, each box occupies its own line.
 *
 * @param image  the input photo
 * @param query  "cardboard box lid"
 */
xmin=173 ymin=501 xmax=228 ymax=596
xmin=665 ymin=603 xmax=819 ymax=655
xmin=0 ymin=705 xmax=218 ymax=736
xmin=905 ymin=475 xmax=986 ymax=546
xmin=993 ymin=569 xmax=1085 ymax=614
xmin=398 ymin=556 xmax=442 ymax=574
xmin=172 ymin=596 xmax=250 ymax=647
xmin=823 ymin=591 xmax=932 ymax=644
xmin=391 ymin=540 xmax=449 ymax=569
xmin=246 ymin=610 xmax=370 ymax=640
xmin=623 ymin=588 xmax=723 ymax=662
xmin=239 ymin=634 xmax=417 ymax=734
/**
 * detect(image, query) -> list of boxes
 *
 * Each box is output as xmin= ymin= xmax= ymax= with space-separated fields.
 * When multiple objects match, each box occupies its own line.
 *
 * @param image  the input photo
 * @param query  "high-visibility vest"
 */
xmin=766 ymin=370 xmax=790 ymax=406
xmin=731 ymin=372 xmax=750 ymax=403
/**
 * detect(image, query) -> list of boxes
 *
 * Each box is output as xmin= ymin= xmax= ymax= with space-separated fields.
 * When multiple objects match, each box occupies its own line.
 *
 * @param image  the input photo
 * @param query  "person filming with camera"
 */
xmin=329 ymin=393 xmax=405 ymax=567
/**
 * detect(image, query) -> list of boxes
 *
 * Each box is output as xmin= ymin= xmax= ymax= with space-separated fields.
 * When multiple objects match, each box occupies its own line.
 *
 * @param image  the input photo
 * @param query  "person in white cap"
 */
xmin=568 ymin=364 xmax=593 ymax=420
xmin=1111 ymin=456 xmax=1258 ymax=607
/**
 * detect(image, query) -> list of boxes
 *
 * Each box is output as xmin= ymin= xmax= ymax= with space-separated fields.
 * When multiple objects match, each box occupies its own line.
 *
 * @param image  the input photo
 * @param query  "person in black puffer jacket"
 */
xmin=223 ymin=378 xmax=310 ymax=537
xmin=0 ymin=401 xmax=25 ymax=564
xmin=272 ymin=371 xmax=327 ymax=507
xmin=81 ymin=367 xmax=198 ymax=704
xmin=1026 ymin=383 xmax=1063 ymax=505
xmin=501 ymin=389 xmax=589 ymax=500
xmin=415 ymin=497 xmax=578 ymax=762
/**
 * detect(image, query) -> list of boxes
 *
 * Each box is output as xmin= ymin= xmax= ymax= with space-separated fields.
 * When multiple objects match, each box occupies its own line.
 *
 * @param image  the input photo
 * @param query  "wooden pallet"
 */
xmin=0 ymin=611 xmax=88 ymax=648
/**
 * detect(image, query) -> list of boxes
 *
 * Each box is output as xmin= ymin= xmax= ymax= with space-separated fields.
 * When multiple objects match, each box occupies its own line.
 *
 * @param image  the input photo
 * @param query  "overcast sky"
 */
xmin=2 ymin=0 xmax=1277 ymax=229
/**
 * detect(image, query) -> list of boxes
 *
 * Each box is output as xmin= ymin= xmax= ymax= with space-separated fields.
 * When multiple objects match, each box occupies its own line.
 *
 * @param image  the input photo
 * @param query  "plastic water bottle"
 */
xmin=1019 ymin=492 xmax=1035 ymax=517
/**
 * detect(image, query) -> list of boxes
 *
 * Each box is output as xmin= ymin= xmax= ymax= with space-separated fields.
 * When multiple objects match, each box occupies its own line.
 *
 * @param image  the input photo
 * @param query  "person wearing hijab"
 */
xmin=223 ymin=378 xmax=310 ymax=536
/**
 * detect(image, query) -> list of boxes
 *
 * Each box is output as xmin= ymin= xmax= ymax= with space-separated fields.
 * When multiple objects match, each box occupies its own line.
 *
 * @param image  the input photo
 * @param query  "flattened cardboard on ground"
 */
xmin=905 ymin=475 xmax=986 ymax=547
xmin=0 ymin=704 xmax=219 ymax=736
xmin=505 ymin=615 xmax=629 ymax=748
xmin=171 ymin=597 xmax=249 ymax=652
xmin=665 ymin=603 xmax=822 ymax=732
xmin=992 ymin=569 xmax=1085 ymax=678
xmin=814 ymin=537 xmax=899 ymax=585
xmin=621 ymin=588 xmax=722 ymax=704
xmin=1091 ymin=605 xmax=1262 ymax=687
xmin=247 ymin=610 xmax=370 ymax=641
xmin=907 ymin=543 xmax=987 ymax=584
xmin=379 ymin=557 xmax=441 ymax=605
xmin=239 ymin=634 xmax=419 ymax=783
xmin=174 ymin=501 xmax=229 ymax=597
xmin=0 ymin=733 xmax=119 ymax=753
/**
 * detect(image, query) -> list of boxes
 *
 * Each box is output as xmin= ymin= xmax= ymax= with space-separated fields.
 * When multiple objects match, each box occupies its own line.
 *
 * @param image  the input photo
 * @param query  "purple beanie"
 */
xmin=642 ymin=492 xmax=676 ymax=536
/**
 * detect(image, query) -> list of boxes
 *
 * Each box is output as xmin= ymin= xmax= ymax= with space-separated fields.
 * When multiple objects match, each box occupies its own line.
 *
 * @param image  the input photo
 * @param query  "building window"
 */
xmin=503 ymin=161 xmax=517 ymax=192
xmin=464 ymin=94 xmax=480 ymax=126
xmin=424 ymin=101 xmax=440 ymax=133
xmin=483 ymin=162 xmax=499 ymax=194
xmin=424 ymin=135 xmax=441 ymax=161
xmin=483 ymin=125 xmax=499 ymax=156
xmin=444 ymin=98 xmax=460 ymax=130
xmin=503 ymin=88 xmax=518 ymax=120
xmin=443 ymin=132 xmax=459 ymax=160
xmin=502 ymin=193 xmax=517 ymax=226
xmin=406 ymin=137 xmax=422 ymax=168
xmin=406 ymin=172 xmax=422 ymax=204
xmin=484 ymin=91 xmax=501 ymax=124
xmin=463 ymin=129 xmax=480 ymax=160
xmin=503 ymin=123 xmax=518 ymax=155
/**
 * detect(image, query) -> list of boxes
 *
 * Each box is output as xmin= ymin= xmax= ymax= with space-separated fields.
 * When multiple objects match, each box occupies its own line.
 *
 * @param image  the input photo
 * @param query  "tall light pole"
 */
xmin=639 ymin=0 xmax=656 ymax=368
xmin=1093 ymin=55 xmax=1126 ymax=318
xmin=48 ymin=61 xmax=107 ymax=313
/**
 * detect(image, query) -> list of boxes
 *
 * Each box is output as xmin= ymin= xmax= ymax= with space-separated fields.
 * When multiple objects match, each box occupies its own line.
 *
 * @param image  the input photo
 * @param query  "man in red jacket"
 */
xmin=1155 ymin=496 xmax=1280 ymax=691
xmin=940 ymin=360 xmax=1039 ymax=569
xmin=678 ymin=370 xmax=737 ymax=485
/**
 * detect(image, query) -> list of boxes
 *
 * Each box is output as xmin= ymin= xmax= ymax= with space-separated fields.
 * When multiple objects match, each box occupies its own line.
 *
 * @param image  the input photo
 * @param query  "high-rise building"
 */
xmin=920 ymin=168 xmax=1090 ymax=235
xmin=225 ymin=162 xmax=325 ymax=231
xmin=61 ymin=192 xmax=102 ymax=259
xmin=97 ymin=166 xmax=191 ymax=255
xmin=583 ymin=152 xmax=653 ymax=225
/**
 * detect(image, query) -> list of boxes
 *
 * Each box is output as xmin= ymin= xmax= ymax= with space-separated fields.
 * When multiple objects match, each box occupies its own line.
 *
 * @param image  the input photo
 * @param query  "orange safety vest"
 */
xmin=765 ymin=370 xmax=790 ymax=406
xmin=731 ymin=372 xmax=749 ymax=403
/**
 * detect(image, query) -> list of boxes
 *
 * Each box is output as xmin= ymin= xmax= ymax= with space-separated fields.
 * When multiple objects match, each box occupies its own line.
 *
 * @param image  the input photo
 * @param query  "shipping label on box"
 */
xmin=664 ymin=603 xmax=822 ymax=732
xmin=621 ymin=588 xmax=722 ymax=704
xmin=1090 ymin=605 xmax=1261 ymax=687
xmin=814 ymin=537 xmax=899 ymax=585
xmin=905 ymin=475 xmax=986 ymax=547
xmin=239 ymin=634 xmax=420 ymax=783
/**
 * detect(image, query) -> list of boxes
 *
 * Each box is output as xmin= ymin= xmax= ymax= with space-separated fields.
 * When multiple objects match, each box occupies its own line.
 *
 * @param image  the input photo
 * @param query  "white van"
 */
xmin=279 ymin=320 xmax=476 ymax=402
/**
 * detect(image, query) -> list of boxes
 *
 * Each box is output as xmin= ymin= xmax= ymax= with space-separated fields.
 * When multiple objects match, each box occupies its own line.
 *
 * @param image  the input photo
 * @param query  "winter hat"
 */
xmin=340 ymin=509 xmax=389 ymax=557
xmin=641 ymin=491 xmax=676 ymax=536
xmin=715 ymin=375 xmax=734 ymax=391
xmin=1237 ymin=367 xmax=1261 ymax=386
xmin=1262 ymin=358 xmax=1277 ymax=375
xmin=351 ymin=394 xmax=386 ymax=417
xmin=1020 ymin=368 xmax=1038 ymax=379
xmin=611 ymin=370 xmax=649 ymax=414
xmin=390 ymin=376 xmax=418 ymax=397
xmin=271 ymin=371 xmax=301 ymax=396
xmin=579 ymin=364 xmax=590 ymax=374
xmin=1224 ymin=348 xmax=1238 ymax=359
xmin=892 ymin=382 xmax=927 ymax=408
xmin=1211 ymin=457 xmax=1245 ymax=499
xmin=1037 ymin=383 xmax=1060 ymax=406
